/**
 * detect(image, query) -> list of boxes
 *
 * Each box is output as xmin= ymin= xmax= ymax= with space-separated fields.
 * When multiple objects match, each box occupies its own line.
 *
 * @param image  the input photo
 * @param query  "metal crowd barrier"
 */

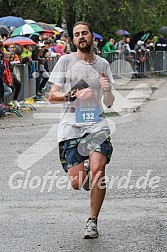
xmin=13 ymin=61 xmax=38 ymax=102
xmin=14 ymin=57 xmax=59 ymax=103
xmin=99 ymin=51 xmax=167 ymax=77
xmin=47 ymin=56 xmax=59 ymax=73
xmin=9 ymin=52 xmax=167 ymax=104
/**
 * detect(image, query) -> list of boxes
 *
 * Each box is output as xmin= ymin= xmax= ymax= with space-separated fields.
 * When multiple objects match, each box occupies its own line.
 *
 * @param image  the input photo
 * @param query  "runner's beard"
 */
xmin=77 ymin=41 xmax=92 ymax=53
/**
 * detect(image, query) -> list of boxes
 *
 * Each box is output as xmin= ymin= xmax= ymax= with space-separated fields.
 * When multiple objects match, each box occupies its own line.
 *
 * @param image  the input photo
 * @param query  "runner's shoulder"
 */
xmin=95 ymin=54 xmax=110 ymax=65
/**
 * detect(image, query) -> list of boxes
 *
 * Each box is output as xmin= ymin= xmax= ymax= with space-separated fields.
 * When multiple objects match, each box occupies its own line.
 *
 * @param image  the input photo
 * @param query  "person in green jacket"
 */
xmin=21 ymin=45 xmax=32 ymax=59
xmin=102 ymin=38 xmax=117 ymax=62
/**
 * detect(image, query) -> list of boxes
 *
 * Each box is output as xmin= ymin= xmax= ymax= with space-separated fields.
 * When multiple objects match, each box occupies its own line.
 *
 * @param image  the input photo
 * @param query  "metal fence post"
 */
xmin=17 ymin=63 xmax=29 ymax=101
xmin=28 ymin=61 xmax=38 ymax=99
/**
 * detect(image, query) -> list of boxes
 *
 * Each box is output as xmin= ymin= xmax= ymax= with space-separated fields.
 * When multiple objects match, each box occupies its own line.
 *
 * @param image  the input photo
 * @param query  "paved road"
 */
xmin=0 ymin=79 xmax=167 ymax=252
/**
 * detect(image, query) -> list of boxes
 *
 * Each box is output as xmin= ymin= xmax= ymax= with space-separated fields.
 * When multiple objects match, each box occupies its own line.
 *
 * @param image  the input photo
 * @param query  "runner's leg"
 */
xmin=68 ymin=162 xmax=86 ymax=190
xmin=89 ymin=152 xmax=107 ymax=219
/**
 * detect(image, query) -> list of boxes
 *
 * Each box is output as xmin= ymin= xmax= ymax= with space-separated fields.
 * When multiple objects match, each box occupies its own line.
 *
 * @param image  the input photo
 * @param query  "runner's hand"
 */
xmin=100 ymin=71 xmax=110 ymax=91
xmin=76 ymin=88 xmax=92 ymax=100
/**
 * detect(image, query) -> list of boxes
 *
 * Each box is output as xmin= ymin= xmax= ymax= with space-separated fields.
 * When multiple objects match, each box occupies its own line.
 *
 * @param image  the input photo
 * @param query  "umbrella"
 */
xmin=0 ymin=16 xmax=25 ymax=27
xmin=41 ymin=31 xmax=55 ymax=37
xmin=0 ymin=24 xmax=10 ymax=34
xmin=3 ymin=36 xmax=36 ymax=46
xmin=37 ymin=22 xmax=60 ymax=35
xmin=37 ymin=22 xmax=56 ymax=31
xmin=115 ymin=29 xmax=130 ymax=36
xmin=158 ymin=26 xmax=167 ymax=35
xmin=93 ymin=32 xmax=103 ymax=39
xmin=10 ymin=24 xmax=43 ymax=37
xmin=54 ymin=26 xmax=64 ymax=33
xmin=24 ymin=19 xmax=36 ymax=24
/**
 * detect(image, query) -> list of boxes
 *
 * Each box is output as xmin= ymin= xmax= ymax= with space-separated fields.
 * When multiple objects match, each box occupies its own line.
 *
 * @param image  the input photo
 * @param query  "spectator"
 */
xmin=93 ymin=40 xmax=101 ymax=55
xmin=125 ymin=37 xmax=136 ymax=53
xmin=21 ymin=45 xmax=32 ymax=60
xmin=0 ymin=40 xmax=6 ymax=56
xmin=155 ymin=37 xmax=167 ymax=51
xmin=0 ymin=41 xmax=6 ymax=104
xmin=53 ymin=43 xmax=65 ymax=56
xmin=3 ymin=52 xmax=13 ymax=102
xmin=134 ymin=40 xmax=148 ymax=52
xmin=60 ymin=34 xmax=71 ymax=54
xmin=44 ymin=40 xmax=57 ymax=57
xmin=115 ymin=36 xmax=127 ymax=53
xmin=115 ymin=36 xmax=133 ymax=60
xmin=102 ymin=38 xmax=117 ymax=54
xmin=8 ymin=43 xmax=22 ymax=107
xmin=0 ymin=52 xmax=5 ymax=104
xmin=36 ymin=47 xmax=50 ymax=94
xmin=29 ymin=34 xmax=40 ymax=61
xmin=0 ymin=41 xmax=4 ymax=60
xmin=102 ymin=38 xmax=117 ymax=62
xmin=8 ymin=43 xmax=20 ymax=63
xmin=55 ymin=42 xmax=66 ymax=56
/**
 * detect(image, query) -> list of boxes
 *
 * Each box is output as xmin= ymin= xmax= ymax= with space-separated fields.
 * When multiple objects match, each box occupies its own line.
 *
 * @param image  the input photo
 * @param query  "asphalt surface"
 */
xmin=0 ymin=77 xmax=167 ymax=252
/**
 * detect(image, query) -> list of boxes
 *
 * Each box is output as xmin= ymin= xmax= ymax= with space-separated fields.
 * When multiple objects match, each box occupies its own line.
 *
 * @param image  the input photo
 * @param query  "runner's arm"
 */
xmin=48 ymin=84 xmax=66 ymax=103
xmin=100 ymin=71 xmax=115 ymax=108
xmin=48 ymin=83 xmax=92 ymax=103
xmin=103 ymin=89 xmax=115 ymax=108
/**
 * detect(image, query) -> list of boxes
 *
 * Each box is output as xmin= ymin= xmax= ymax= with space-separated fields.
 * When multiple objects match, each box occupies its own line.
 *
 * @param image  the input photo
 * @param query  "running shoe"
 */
xmin=83 ymin=218 xmax=99 ymax=239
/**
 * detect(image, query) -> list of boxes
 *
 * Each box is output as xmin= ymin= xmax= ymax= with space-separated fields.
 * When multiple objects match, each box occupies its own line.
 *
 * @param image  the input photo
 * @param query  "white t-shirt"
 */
xmin=49 ymin=53 xmax=115 ymax=142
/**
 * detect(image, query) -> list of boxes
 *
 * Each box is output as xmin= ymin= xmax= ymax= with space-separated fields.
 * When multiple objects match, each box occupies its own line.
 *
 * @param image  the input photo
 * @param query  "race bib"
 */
xmin=76 ymin=107 xmax=101 ymax=124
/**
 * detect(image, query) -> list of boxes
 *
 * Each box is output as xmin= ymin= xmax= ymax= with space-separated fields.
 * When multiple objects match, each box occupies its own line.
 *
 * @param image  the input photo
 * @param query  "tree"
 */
xmin=0 ymin=0 xmax=11 ymax=16
xmin=0 ymin=0 xmax=167 ymax=40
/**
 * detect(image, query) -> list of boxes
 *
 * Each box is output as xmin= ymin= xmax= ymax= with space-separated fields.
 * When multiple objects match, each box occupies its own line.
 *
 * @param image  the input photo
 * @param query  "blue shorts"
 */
xmin=59 ymin=129 xmax=113 ymax=173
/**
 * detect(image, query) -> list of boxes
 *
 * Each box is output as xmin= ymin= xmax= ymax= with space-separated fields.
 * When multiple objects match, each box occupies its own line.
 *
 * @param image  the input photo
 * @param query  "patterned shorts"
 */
xmin=59 ymin=128 xmax=113 ymax=173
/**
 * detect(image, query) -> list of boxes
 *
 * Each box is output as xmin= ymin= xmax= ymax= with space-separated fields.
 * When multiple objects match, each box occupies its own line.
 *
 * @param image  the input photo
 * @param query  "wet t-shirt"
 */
xmin=49 ymin=53 xmax=115 ymax=142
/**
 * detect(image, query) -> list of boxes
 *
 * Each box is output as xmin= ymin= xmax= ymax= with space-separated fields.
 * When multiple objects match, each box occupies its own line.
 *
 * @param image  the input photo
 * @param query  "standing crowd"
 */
xmin=0 ymin=29 xmax=167 ymax=112
xmin=0 ymin=32 xmax=73 ymax=110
